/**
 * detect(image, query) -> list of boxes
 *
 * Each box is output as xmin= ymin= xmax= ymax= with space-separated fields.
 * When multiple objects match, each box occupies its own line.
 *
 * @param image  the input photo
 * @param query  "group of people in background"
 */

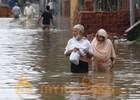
xmin=12 ymin=1 xmax=35 ymax=19
xmin=11 ymin=0 xmax=54 ymax=30
xmin=64 ymin=24 xmax=116 ymax=73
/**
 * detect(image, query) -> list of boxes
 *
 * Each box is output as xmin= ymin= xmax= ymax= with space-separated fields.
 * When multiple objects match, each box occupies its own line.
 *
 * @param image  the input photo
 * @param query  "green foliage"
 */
xmin=78 ymin=0 xmax=84 ymax=10
xmin=77 ymin=0 xmax=124 ymax=11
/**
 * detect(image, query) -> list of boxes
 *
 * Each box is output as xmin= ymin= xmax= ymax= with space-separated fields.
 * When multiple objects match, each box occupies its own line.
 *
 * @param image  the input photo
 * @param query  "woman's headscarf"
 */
xmin=91 ymin=29 xmax=116 ymax=61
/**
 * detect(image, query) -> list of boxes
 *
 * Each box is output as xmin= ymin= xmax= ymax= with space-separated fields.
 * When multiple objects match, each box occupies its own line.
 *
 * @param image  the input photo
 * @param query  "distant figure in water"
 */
xmin=10 ymin=2 xmax=21 ymax=23
xmin=24 ymin=1 xmax=35 ymax=20
xmin=90 ymin=29 xmax=116 ymax=72
xmin=37 ymin=5 xmax=54 ymax=31
xmin=12 ymin=2 xmax=21 ymax=19
xmin=23 ymin=2 xmax=35 ymax=27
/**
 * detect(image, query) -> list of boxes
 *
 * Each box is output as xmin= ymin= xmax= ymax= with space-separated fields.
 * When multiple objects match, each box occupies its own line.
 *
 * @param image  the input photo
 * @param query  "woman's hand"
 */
xmin=83 ymin=49 xmax=93 ymax=58
xmin=111 ymin=64 xmax=113 ymax=70
xmin=83 ymin=49 xmax=88 ymax=54
xmin=110 ymin=58 xmax=115 ymax=69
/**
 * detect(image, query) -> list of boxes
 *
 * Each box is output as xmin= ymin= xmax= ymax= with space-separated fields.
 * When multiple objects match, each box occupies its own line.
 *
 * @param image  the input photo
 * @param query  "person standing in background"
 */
xmin=12 ymin=2 xmax=21 ymax=19
xmin=24 ymin=1 xmax=35 ymax=20
xmin=23 ymin=1 xmax=35 ymax=27
xmin=37 ymin=5 xmax=54 ymax=31
xmin=47 ymin=0 xmax=54 ymax=15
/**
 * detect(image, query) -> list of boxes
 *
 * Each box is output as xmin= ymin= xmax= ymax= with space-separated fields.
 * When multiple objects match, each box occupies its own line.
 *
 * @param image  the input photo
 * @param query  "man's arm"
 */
xmin=51 ymin=18 xmax=54 ymax=26
xmin=37 ymin=16 xmax=42 ymax=24
xmin=65 ymin=47 xmax=79 ymax=57
xmin=23 ymin=7 xmax=26 ymax=16
xmin=32 ymin=6 xmax=35 ymax=14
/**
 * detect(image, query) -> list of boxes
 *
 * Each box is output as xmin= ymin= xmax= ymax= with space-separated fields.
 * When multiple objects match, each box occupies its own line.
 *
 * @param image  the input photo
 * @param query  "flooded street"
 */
xmin=0 ymin=18 xmax=140 ymax=100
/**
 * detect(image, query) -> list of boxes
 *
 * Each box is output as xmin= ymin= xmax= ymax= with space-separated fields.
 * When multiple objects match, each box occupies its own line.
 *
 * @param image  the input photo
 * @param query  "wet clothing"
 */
xmin=41 ymin=10 xmax=53 ymax=25
xmin=24 ymin=6 xmax=35 ymax=19
xmin=91 ymin=29 xmax=116 ymax=71
xmin=71 ymin=60 xmax=88 ymax=73
xmin=12 ymin=5 xmax=21 ymax=18
xmin=42 ymin=25 xmax=50 ymax=30
xmin=41 ymin=10 xmax=53 ymax=30
xmin=64 ymin=37 xmax=91 ymax=73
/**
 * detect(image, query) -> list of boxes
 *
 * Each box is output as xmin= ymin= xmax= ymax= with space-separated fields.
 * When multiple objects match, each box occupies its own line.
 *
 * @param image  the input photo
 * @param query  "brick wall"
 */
xmin=62 ymin=0 xmax=70 ymax=17
xmin=75 ymin=10 xmax=140 ymax=37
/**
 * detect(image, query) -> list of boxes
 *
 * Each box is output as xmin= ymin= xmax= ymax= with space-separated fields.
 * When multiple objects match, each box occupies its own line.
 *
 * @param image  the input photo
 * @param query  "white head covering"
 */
xmin=73 ymin=24 xmax=84 ymax=33
xmin=91 ymin=28 xmax=116 ymax=61
xmin=96 ymin=29 xmax=108 ymax=39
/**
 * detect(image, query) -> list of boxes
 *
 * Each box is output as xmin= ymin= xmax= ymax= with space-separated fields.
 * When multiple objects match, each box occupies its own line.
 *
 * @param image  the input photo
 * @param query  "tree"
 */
xmin=94 ymin=0 xmax=123 ymax=11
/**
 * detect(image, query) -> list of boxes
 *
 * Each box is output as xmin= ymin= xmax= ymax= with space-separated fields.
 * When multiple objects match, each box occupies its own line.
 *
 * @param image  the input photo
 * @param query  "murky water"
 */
xmin=0 ymin=18 xmax=140 ymax=100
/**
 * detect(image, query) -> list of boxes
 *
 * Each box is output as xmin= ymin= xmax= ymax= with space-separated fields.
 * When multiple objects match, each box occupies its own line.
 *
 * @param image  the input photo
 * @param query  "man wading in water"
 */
xmin=37 ymin=5 xmax=54 ymax=31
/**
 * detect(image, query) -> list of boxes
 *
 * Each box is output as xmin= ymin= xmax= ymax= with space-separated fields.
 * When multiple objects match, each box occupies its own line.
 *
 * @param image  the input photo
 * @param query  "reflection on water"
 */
xmin=0 ymin=18 xmax=140 ymax=100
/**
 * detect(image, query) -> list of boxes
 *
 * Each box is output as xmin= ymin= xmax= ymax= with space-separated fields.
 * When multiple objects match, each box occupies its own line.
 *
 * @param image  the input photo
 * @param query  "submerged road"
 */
xmin=0 ymin=18 xmax=140 ymax=100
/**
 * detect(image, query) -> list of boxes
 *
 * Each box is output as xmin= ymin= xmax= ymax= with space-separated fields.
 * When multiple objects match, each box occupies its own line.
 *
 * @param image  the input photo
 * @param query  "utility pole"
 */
xmin=138 ymin=0 xmax=140 ymax=18
xmin=130 ymin=0 xmax=136 ymax=26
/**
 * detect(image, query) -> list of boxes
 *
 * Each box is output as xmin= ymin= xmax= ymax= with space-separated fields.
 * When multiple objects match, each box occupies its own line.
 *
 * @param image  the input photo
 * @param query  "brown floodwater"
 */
xmin=0 ymin=18 xmax=140 ymax=100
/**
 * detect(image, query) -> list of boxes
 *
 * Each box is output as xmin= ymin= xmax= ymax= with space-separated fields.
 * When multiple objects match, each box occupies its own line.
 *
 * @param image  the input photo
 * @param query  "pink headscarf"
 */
xmin=91 ymin=29 xmax=116 ymax=62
